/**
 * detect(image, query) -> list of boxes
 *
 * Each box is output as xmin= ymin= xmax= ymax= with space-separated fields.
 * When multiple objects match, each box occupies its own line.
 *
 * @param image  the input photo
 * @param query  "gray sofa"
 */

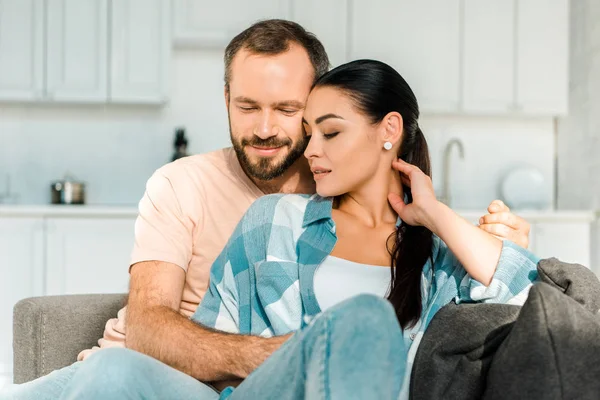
xmin=12 ymin=293 xmax=126 ymax=384
xmin=12 ymin=259 xmax=600 ymax=399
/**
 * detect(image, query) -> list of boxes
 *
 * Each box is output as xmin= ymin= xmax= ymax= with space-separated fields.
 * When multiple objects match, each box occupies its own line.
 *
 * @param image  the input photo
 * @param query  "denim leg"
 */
xmin=58 ymin=348 xmax=220 ymax=400
xmin=0 ymin=362 xmax=81 ymax=400
xmin=228 ymin=294 xmax=407 ymax=400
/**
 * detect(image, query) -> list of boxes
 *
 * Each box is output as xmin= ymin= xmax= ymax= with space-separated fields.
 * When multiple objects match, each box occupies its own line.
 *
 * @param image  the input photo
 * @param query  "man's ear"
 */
xmin=224 ymin=86 xmax=230 ymax=109
xmin=382 ymin=112 xmax=403 ymax=147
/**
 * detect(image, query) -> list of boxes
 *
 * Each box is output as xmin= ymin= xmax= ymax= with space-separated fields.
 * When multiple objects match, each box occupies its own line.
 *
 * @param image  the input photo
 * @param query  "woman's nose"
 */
xmin=304 ymin=135 xmax=322 ymax=159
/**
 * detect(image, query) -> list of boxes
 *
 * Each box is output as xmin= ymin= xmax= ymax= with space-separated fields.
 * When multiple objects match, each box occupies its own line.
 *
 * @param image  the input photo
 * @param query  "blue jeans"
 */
xmin=2 ymin=294 xmax=406 ymax=400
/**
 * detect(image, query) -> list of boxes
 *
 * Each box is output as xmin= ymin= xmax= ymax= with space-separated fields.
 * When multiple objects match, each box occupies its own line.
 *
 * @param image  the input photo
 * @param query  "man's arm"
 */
xmin=125 ymin=260 xmax=287 ymax=382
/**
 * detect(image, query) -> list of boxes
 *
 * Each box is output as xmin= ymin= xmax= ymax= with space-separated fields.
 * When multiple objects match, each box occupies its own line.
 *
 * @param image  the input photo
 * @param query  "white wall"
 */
xmin=557 ymin=0 xmax=600 ymax=271
xmin=0 ymin=50 xmax=555 ymax=210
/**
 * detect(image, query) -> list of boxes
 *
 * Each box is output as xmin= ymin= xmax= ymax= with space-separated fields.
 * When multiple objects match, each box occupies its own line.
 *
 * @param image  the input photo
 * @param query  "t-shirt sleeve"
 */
xmin=130 ymin=170 xmax=197 ymax=271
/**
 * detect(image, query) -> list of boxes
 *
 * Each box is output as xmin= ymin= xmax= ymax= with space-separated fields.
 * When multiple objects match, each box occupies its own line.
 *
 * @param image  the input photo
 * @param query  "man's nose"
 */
xmin=254 ymin=110 xmax=278 ymax=140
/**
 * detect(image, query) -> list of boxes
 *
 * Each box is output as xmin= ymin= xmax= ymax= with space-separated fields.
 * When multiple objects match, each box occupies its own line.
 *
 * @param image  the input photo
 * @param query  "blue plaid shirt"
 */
xmin=192 ymin=193 xmax=539 ymax=396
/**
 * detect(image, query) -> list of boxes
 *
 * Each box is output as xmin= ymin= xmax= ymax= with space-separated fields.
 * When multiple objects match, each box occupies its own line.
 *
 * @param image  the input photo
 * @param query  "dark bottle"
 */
xmin=172 ymin=127 xmax=189 ymax=162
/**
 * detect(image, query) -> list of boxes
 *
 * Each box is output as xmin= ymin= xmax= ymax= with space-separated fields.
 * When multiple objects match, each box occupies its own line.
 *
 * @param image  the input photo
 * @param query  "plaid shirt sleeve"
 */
xmin=432 ymin=237 xmax=540 ymax=306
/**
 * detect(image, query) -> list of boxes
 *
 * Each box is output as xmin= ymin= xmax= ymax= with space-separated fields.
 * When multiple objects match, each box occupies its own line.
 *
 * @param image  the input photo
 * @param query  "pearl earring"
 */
xmin=383 ymin=141 xmax=393 ymax=150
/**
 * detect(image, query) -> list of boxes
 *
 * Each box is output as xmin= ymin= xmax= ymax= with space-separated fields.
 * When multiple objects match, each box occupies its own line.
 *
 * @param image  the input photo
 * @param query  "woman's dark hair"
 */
xmin=313 ymin=59 xmax=434 ymax=329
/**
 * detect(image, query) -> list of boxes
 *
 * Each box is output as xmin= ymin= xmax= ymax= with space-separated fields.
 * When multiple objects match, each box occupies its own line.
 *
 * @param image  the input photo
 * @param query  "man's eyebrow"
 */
xmin=273 ymin=100 xmax=305 ymax=109
xmin=233 ymin=96 xmax=258 ymax=104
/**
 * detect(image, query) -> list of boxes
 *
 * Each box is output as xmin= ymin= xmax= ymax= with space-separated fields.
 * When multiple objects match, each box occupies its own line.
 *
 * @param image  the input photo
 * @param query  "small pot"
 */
xmin=51 ymin=177 xmax=86 ymax=205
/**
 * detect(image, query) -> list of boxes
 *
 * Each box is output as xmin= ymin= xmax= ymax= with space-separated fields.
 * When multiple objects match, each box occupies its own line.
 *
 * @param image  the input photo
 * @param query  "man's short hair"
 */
xmin=224 ymin=19 xmax=330 ymax=91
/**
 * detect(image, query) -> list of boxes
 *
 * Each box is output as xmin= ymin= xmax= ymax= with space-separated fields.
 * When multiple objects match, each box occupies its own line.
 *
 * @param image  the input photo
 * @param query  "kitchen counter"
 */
xmin=0 ymin=204 xmax=597 ymax=222
xmin=455 ymin=209 xmax=598 ymax=223
xmin=0 ymin=204 xmax=139 ymax=217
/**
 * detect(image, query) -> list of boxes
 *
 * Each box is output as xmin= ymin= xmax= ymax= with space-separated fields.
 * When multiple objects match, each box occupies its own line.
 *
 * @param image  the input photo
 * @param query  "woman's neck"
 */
xmin=336 ymin=169 xmax=404 ymax=228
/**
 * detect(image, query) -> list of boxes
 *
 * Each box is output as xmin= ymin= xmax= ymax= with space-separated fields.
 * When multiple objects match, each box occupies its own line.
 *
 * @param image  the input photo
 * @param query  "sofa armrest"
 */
xmin=13 ymin=293 xmax=127 ymax=384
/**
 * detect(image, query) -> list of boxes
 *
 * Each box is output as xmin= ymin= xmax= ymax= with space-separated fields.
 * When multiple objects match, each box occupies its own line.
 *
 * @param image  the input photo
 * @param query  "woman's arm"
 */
xmin=421 ymin=201 xmax=501 ymax=285
xmin=388 ymin=159 xmax=532 ymax=286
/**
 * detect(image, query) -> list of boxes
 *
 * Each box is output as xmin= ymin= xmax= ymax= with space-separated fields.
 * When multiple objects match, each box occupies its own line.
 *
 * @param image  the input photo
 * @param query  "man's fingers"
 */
xmin=479 ymin=223 xmax=512 ymax=239
xmin=479 ymin=212 xmax=520 ymax=229
xmin=487 ymin=199 xmax=509 ymax=214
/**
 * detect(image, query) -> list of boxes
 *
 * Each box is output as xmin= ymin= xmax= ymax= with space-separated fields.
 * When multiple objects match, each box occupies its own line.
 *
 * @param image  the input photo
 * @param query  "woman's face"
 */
xmin=302 ymin=86 xmax=388 ymax=198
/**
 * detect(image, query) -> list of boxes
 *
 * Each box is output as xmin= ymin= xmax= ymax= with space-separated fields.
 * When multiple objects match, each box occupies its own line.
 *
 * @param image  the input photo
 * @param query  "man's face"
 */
xmin=226 ymin=44 xmax=315 ymax=181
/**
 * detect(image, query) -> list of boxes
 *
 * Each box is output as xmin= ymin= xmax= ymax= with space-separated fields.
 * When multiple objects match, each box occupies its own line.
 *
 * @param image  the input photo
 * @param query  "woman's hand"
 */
xmin=387 ymin=158 xmax=439 ymax=228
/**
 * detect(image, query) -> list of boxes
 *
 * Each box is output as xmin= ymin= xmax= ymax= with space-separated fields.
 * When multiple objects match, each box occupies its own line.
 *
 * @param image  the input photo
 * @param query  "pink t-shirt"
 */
xmin=78 ymin=147 xmax=264 ymax=360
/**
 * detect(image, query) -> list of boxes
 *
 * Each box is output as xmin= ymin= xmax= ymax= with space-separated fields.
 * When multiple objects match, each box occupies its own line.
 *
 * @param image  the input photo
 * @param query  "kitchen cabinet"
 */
xmin=0 ymin=0 xmax=44 ymax=101
xmin=462 ymin=0 xmax=515 ymax=113
xmin=0 ymin=0 xmax=169 ymax=105
xmin=350 ymin=0 xmax=462 ymax=113
xmin=0 ymin=217 xmax=45 ymax=387
xmin=532 ymin=222 xmax=591 ymax=268
xmin=462 ymin=0 xmax=569 ymax=115
xmin=515 ymin=0 xmax=569 ymax=115
xmin=45 ymin=217 xmax=134 ymax=295
xmin=46 ymin=0 xmax=109 ymax=102
xmin=110 ymin=0 xmax=171 ymax=103
xmin=173 ymin=0 xmax=292 ymax=48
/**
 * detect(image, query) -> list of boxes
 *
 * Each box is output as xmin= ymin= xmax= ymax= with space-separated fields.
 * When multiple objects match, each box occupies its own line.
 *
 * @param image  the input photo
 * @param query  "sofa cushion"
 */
xmin=410 ymin=258 xmax=600 ymax=400
xmin=536 ymin=257 xmax=600 ymax=313
xmin=483 ymin=282 xmax=600 ymax=400
xmin=409 ymin=302 xmax=519 ymax=400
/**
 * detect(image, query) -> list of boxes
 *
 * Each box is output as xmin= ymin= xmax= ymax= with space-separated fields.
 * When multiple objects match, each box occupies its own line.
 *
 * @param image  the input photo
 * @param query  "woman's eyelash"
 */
xmin=323 ymin=132 xmax=339 ymax=139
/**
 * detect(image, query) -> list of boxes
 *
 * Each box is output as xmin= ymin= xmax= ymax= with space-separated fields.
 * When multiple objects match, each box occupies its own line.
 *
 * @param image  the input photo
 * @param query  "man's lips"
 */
xmin=248 ymin=145 xmax=284 ymax=156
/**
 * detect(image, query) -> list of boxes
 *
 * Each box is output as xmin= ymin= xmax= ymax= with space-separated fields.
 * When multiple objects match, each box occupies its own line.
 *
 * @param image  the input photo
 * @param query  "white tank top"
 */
xmin=314 ymin=255 xmax=391 ymax=312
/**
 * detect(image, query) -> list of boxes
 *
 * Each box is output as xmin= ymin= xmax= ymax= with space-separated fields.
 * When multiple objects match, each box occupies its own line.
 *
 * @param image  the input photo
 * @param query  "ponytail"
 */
xmin=387 ymin=125 xmax=434 ymax=329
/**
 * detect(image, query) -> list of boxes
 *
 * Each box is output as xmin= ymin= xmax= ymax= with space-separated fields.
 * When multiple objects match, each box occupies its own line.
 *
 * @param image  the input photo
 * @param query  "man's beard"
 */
xmin=229 ymin=120 xmax=308 ymax=181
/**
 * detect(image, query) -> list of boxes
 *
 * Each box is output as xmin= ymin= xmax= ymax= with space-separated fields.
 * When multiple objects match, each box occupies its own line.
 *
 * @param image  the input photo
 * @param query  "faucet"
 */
xmin=439 ymin=138 xmax=465 ymax=207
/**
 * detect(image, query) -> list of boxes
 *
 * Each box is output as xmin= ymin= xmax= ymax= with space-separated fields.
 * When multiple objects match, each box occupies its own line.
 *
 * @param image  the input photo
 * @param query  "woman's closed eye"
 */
xmin=323 ymin=132 xmax=339 ymax=139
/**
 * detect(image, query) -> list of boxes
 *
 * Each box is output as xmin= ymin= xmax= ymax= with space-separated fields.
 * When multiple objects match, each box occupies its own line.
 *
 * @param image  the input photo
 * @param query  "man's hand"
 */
xmin=127 ymin=261 xmax=291 ymax=383
xmin=478 ymin=200 xmax=530 ymax=248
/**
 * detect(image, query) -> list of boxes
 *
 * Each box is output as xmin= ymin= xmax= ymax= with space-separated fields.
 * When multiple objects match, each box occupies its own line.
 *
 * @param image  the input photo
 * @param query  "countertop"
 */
xmin=0 ymin=204 xmax=139 ymax=217
xmin=455 ymin=209 xmax=598 ymax=223
xmin=0 ymin=204 xmax=598 ymax=222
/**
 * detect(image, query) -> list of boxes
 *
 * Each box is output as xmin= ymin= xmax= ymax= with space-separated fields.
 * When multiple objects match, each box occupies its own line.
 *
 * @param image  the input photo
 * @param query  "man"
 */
xmin=2 ymin=19 xmax=530 ymax=399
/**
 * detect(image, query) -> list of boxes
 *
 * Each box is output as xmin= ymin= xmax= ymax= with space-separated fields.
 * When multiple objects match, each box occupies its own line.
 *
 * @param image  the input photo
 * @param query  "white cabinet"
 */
xmin=462 ymin=0 xmax=569 ymax=115
xmin=291 ymin=0 xmax=348 ymax=68
xmin=0 ymin=0 xmax=169 ymax=105
xmin=350 ymin=0 xmax=461 ymax=113
xmin=515 ymin=0 xmax=569 ymax=115
xmin=45 ymin=217 xmax=134 ymax=295
xmin=173 ymin=0 xmax=292 ymax=48
xmin=532 ymin=222 xmax=591 ymax=267
xmin=0 ymin=0 xmax=44 ymax=101
xmin=110 ymin=0 xmax=171 ymax=103
xmin=0 ymin=217 xmax=44 ymax=386
xmin=462 ymin=0 xmax=515 ymax=113
xmin=46 ymin=0 xmax=108 ymax=102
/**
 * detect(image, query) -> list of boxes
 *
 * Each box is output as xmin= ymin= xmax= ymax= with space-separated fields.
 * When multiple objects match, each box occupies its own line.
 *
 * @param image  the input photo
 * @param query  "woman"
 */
xmin=193 ymin=59 xmax=539 ymax=399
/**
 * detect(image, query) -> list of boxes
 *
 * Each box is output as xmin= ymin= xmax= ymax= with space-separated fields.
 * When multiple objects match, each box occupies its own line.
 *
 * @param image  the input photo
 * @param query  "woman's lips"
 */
xmin=313 ymin=171 xmax=331 ymax=181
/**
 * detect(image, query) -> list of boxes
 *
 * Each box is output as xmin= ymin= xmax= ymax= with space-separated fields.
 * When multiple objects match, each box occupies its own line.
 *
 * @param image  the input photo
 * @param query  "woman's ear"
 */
xmin=382 ymin=112 xmax=403 ymax=146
